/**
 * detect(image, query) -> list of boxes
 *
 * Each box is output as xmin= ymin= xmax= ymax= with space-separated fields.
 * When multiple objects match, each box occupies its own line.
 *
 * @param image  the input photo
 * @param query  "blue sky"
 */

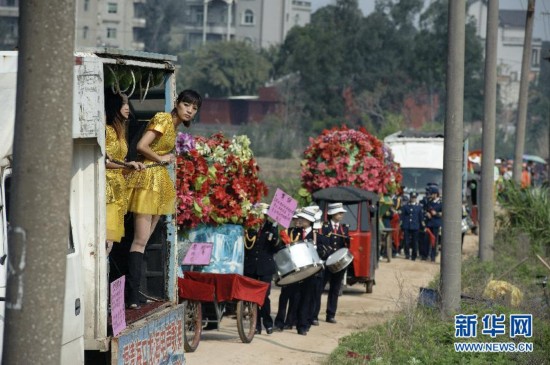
xmin=310 ymin=0 xmax=550 ymax=41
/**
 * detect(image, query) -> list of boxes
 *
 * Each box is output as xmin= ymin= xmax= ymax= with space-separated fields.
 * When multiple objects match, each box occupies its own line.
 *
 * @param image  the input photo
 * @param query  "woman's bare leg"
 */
xmin=131 ymin=214 xmax=154 ymax=253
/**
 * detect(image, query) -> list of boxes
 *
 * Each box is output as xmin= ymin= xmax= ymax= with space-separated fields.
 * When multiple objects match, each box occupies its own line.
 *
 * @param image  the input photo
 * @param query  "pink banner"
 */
xmin=110 ymin=275 xmax=127 ymax=336
xmin=182 ymin=242 xmax=213 ymax=265
xmin=267 ymin=188 xmax=298 ymax=228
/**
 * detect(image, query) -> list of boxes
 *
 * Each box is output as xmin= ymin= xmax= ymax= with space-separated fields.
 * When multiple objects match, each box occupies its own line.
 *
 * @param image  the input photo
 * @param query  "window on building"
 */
xmin=84 ymin=0 xmax=89 ymax=12
xmin=532 ymin=49 xmax=540 ymax=67
xmin=134 ymin=3 xmax=144 ymax=18
xmin=243 ymin=9 xmax=254 ymax=25
xmin=294 ymin=13 xmax=300 ymax=25
xmin=83 ymin=26 xmax=89 ymax=39
xmin=107 ymin=28 xmax=117 ymax=39
xmin=108 ymin=2 xmax=118 ymax=14
xmin=6 ymin=0 xmax=16 ymax=6
xmin=194 ymin=8 xmax=204 ymax=24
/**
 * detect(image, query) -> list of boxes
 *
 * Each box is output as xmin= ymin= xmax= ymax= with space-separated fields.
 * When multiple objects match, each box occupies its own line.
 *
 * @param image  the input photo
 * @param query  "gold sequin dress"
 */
xmin=105 ymin=125 xmax=128 ymax=242
xmin=126 ymin=112 xmax=176 ymax=215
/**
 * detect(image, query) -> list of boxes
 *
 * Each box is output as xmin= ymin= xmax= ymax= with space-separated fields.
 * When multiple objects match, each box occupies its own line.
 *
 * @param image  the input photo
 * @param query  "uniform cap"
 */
xmin=296 ymin=206 xmax=317 ymax=223
xmin=327 ymin=202 xmax=347 ymax=215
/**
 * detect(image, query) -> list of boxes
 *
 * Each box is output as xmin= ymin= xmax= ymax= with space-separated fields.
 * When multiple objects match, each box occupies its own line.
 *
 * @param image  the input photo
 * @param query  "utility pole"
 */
xmin=440 ymin=0 xmax=465 ymax=317
xmin=513 ymin=0 xmax=536 ymax=183
xmin=4 ymin=1 xmax=74 ymax=364
xmin=479 ymin=0 xmax=499 ymax=262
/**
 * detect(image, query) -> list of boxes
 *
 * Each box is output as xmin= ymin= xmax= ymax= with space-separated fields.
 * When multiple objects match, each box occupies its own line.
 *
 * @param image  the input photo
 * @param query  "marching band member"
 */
xmin=274 ymin=209 xmax=302 ymax=331
xmin=425 ymin=186 xmax=443 ymax=262
xmin=318 ymin=202 xmax=349 ymax=324
xmin=293 ymin=206 xmax=319 ymax=335
xmin=243 ymin=203 xmax=279 ymax=335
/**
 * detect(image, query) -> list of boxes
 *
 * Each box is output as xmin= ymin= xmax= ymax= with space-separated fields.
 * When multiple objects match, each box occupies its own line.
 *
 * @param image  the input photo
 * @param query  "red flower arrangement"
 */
xmin=175 ymin=133 xmax=268 ymax=229
xmin=301 ymin=126 xmax=402 ymax=194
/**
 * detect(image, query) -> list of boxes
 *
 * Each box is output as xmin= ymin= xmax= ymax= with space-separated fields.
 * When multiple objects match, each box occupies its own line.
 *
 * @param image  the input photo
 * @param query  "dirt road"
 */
xmin=185 ymin=235 xmax=477 ymax=365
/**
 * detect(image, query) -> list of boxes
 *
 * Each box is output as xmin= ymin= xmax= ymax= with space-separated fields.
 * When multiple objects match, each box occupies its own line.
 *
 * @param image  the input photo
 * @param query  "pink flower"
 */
xmin=301 ymin=126 xmax=402 ymax=194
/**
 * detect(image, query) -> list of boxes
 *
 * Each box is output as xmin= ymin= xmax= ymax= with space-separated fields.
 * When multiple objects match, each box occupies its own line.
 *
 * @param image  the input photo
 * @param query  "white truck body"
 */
xmin=384 ymin=131 xmax=444 ymax=195
xmin=1 ymin=49 xmax=185 ymax=364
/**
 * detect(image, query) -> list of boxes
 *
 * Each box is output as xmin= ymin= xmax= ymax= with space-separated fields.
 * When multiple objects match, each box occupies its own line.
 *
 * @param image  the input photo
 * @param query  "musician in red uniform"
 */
xmin=317 ymin=202 xmax=350 ymax=323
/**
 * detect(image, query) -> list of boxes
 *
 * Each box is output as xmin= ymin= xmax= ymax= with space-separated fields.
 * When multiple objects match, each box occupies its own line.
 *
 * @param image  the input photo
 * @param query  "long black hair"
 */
xmin=172 ymin=89 xmax=202 ymax=127
xmin=105 ymin=90 xmax=129 ymax=140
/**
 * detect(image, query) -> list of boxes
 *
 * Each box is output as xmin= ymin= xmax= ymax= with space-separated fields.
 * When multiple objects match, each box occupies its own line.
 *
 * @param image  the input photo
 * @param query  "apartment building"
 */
xmin=182 ymin=0 xmax=312 ymax=50
xmin=0 ymin=0 xmax=146 ymax=51
xmin=468 ymin=2 xmax=543 ymax=110
xmin=77 ymin=0 xmax=146 ymax=50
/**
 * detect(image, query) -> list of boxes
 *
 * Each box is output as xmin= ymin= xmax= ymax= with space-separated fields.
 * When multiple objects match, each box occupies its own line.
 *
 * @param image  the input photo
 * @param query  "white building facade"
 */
xmin=182 ymin=0 xmax=311 ymax=50
xmin=468 ymin=2 xmax=542 ymax=110
xmin=0 ymin=0 xmax=146 ymax=51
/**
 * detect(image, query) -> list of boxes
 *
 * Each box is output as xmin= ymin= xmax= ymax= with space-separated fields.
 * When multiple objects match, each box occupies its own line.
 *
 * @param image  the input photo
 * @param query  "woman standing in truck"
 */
xmin=104 ymin=91 xmax=144 ymax=255
xmin=125 ymin=89 xmax=202 ymax=309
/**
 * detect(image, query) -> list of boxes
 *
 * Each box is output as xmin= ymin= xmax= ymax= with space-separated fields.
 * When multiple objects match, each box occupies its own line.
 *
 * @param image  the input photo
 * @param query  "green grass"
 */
xmin=325 ymin=184 xmax=550 ymax=365
xmin=256 ymin=157 xmax=303 ymax=202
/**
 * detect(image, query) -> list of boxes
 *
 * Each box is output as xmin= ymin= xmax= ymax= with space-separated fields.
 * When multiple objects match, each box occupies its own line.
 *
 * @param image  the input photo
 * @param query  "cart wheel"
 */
xmin=366 ymin=280 xmax=374 ymax=294
xmin=183 ymin=300 xmax=202 ymax=352
xmin=385 ymin=233 xmax=392 ymax=263
xmin=236 ymin=300 xmax=257 ymax=343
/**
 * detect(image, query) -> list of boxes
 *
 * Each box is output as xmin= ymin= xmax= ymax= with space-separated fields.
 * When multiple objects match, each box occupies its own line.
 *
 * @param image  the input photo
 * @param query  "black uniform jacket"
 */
xmin=317 ymin=221 xmax=350 ymax=260
xmin=244 ymin=220 xmax=279 ymax=276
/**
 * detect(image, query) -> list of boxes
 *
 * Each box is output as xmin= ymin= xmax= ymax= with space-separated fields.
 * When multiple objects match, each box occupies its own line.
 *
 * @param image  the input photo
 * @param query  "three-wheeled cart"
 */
xmin=312 ymin=186 xmax=380 ymax=293
xmin=178 ymin=272 xmax=269 ymax=352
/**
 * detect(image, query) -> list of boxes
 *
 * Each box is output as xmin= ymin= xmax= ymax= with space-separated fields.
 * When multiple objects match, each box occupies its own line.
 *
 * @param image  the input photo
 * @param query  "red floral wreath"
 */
xmin=301 ymin=126 xmax=402 ymax=194
xmin=175 ymin=133 xmax=268 ymax=229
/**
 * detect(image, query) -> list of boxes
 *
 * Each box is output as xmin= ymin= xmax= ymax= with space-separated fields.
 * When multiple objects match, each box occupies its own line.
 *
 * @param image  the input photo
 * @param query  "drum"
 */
xmin=325 ymin=248 xmax=354 ymax=273
xmin=274 ymin=241 xmax=323 ymax=286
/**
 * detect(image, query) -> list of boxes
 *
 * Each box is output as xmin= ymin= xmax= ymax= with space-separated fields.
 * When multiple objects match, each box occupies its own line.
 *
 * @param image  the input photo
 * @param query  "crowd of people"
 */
xmin=244 ymin=202 xmax=350 ymax=336
xmin=381 ymin=183 xmax=444 ymax=263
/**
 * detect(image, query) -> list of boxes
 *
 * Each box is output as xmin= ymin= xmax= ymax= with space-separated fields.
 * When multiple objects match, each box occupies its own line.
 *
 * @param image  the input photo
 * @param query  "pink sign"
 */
xmin=110 ymin=275 xmax=127 ymax=336
xmin=267 ymin=188 xmax=298 ymax=228
xmin=182 ymin=242 xmax=213 ymax=266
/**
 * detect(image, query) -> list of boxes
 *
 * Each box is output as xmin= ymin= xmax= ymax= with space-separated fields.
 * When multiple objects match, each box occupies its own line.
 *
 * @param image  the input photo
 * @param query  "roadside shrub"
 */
xmin=497 ymin=182 xmax=550 ymax=255
xmin=327 ymin=230 xmax=550 ymax=365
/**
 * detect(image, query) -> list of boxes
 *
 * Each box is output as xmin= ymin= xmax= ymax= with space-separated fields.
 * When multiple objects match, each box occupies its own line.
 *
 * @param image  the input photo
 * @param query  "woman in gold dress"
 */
xmin=126 ymin=89 xmax=202 ymax=308
xmin=104 ymin=92 xmax=144 ymax=254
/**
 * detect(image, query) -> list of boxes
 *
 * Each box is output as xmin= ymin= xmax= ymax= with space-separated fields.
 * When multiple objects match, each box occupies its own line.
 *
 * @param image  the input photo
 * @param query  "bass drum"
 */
xmin=325 ymin=247 xmax=354 ymax=273
xmin=274 ymin=241 xmax=323 ymax=286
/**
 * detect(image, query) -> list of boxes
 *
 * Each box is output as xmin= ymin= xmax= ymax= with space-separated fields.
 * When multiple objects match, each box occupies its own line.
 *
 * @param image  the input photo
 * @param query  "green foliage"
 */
xmin=177 ymin=41 xmax=272 ymax=97
xmin=412 ymin=0 xmax=484 ymax=123
xmin=141 ymin=0 xmax=186 ymax=53
xmin=327 ymin=193 xmax=550 ymax=364
xmin=326 ymin=306 xmax=543 ymax=365
xmin=497 ymin=182 xmax=550 ymax=253
xmin=323 ymin=158 xmax=550 ymax=363
xmin=275 ymin=0 xmax=485 ymax=135
xmin=361 ymin=111 xmax=405 ymax=140
xmin=237 ymin=115 xmax=305 ymax=159
xmin=255 ymin=157 xmax=303 ymax=203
